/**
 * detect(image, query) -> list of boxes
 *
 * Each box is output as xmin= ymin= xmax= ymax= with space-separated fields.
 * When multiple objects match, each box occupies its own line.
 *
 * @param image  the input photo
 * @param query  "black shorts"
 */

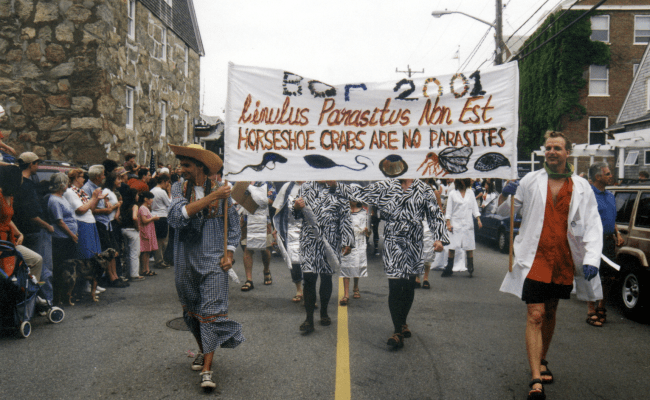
xmin=96 ymin=222 xmax=116 ymax=251
xmin=521 ymin=278 xmax=573 ymax=304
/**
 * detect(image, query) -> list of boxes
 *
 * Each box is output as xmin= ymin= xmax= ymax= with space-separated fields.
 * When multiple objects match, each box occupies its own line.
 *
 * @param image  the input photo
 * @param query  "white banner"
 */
xmin=225 ymin=62 xmax=519 ymax=181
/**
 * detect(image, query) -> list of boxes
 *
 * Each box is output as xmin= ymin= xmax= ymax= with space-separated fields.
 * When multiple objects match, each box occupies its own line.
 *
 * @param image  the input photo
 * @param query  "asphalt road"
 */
xmin=2 ymin=238 xmax=649 ymax=400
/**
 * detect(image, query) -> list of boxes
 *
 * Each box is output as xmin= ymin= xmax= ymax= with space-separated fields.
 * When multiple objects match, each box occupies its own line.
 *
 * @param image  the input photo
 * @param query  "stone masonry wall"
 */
xmin=0 ymin=0 xmax=201 ymax=166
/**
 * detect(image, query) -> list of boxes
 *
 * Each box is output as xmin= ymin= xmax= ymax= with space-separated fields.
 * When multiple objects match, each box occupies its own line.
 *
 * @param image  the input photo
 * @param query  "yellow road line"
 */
xmin=335 ymin=277 xmax=351 ymax=400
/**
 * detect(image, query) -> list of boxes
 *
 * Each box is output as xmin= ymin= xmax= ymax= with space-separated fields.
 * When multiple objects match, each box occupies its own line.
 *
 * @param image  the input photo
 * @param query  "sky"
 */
xmin=193 ymin=0 xmax=565 ymax=118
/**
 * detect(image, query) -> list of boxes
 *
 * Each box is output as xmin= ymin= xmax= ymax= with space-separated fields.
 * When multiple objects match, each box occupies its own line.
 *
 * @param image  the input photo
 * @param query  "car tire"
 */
xmin=620 ymin=268 xmax=647 ymax=318
xmin=497 ymin=230 xmax=509 ymax=254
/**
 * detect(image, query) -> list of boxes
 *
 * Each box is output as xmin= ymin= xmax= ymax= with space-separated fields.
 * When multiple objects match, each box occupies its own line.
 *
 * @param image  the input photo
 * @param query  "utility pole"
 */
xmin=396 ymin=65 xmax=424 ymax=78
xmin=495 ymin=0 xmax=503 ymax=65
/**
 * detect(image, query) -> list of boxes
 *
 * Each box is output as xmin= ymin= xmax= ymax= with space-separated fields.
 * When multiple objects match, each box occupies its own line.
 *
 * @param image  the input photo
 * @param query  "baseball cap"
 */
xmin=18 ymin=152 xmax=40 ymax=164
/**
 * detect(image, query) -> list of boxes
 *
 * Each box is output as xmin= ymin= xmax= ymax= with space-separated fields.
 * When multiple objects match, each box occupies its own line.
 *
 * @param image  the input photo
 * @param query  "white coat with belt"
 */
xmin=499 ymin=169 xmax=603 ymax=301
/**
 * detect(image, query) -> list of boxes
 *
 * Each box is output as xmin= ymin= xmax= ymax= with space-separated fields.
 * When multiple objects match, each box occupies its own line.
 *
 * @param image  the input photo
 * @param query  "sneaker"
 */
xmin=192 ymin=353 xmax=204 ymax=371
xmin=200 ymin=371 xmax=216 ymax=389
xmin=36 ymin=296 xmax=48 ymax=306
xmin=96 ymin=285 xmax=106 ymax=293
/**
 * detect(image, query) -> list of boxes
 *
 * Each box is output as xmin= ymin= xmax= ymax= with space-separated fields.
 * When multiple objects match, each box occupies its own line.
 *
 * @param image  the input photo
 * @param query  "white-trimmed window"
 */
xmin=635 ymin=15 xmax=650 ymax=44
xmin=589 ymin=65 xmax=609 ymax=96
xmin=162 ymin=28 xmax=167 ymax=61
xmin=184 ymin=45 xmax=189 ymax=77
xmin=126 ymin=86 xmax=134 ymax=129
xmin=625 ymin=150 xmax=639 ymax=166
xmin=591 ymin=15 xmax=609 ymax=42
xmin=588 ymin=117 xmax=607 ymax=145
xmin=127 ymin=0 xmax=136 ymax=39
xmin=160 ymin=101 xmax=167 ymax=137
xmin=183 ymin=111 xmax=189 ymax=143
xmin=645 ymin=150 xmax=650 ymax=165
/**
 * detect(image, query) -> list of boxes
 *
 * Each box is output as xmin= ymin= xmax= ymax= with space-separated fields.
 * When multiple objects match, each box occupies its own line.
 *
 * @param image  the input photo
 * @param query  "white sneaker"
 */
xmin=191 ymin=353 xmax=204 ymax=371
xmin=83 ymin=281 xmax=92 ymax=293
xmin=36 ymin=296 xmax=48 ymax=306
xmin=200 ymin=371 xmax=216 ymax=389
xmin=96 ymin=286 xmax=106 ymax=293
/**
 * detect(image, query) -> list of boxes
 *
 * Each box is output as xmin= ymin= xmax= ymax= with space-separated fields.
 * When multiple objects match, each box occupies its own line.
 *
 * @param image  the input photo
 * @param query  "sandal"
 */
xmin=241 ymin=280 xmax=254 ymax=292
xmin=144 ymin=270 xmax=157 ymax=276
xmin=596 ymin=307 xmax=607 ymax=324
xmin=264 ymin=272 xmax=272 ymax=285
xmin=586 ymin=312 xmax=603 ymax=327
xmin=401 ymin=324 xmax=411 ymax=338
xmin=353 ymin=289 xmax=361 ymax=299
xmin=292 ymin=294 xmax=303 ymax=303
xmin=339 ymin=297 xmax=349 ymax=306
xmin=300 ymin=320 xmax=315 ymax=334
xmin=320 ymin=316 xmax=331 ymax=326
xmin=540 ymin=359 xmax=554 ymax=384
xmin=527 ymin=379 xmax=545 ymax=400
xmin=422 ymin=280 xmax=431 ymax=289
xmin=387 ymin=333 xmax=404 ymax=349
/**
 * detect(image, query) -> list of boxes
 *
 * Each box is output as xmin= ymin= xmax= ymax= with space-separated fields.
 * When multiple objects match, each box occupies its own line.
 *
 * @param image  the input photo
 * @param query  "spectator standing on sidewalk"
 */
xmin=14 ymin=152 xmax=54 ymax=302
xmin=151 ymin=173 xmax=172 ymax=269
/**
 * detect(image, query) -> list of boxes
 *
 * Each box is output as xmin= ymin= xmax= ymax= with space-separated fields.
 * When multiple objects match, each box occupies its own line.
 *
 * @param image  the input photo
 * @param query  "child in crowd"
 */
xmin=339 ymin=200 xmax=368 ymax=305
xmin=138 ymin=191 xmax=159 ymax=277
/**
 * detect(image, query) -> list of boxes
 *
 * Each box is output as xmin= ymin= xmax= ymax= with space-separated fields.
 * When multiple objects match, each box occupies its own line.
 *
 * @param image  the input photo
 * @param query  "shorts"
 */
xmin=96 ymin=222 xmax=116 ymax=251
xmin=521 ymin=278 xmax=573 ymax=304
xmin=600 ymin=234 xmax=618 ymax=278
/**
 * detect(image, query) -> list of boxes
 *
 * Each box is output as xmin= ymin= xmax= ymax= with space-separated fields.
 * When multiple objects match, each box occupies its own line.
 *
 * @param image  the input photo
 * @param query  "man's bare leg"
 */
xmin=202 ymin=352 xmax=214 ymax=372
xmin=262 ymin=248 xmax=271 ymax=284
xmin=526 ymin=303 xmax=544 ymax=391
xmin=541 ymin=298 xmax=559 ymax=360
xmin=243 ymin=246 xmax=253 ymax=282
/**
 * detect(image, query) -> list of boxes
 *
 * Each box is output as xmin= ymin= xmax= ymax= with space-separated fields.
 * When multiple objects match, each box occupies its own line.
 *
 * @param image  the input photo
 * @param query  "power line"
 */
xmin=514 ymin=0 xmax=608 ymax=61
xmin=505 ymin=0 xmax=552 ymax=43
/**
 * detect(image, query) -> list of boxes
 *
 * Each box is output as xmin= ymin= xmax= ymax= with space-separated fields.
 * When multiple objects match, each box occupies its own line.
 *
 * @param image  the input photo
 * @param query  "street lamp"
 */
xmin=432 ymin=0 xmax=504 ymax=65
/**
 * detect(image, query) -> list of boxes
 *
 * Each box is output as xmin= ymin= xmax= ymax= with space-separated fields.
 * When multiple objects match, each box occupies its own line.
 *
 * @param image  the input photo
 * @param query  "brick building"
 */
xmin=559 ymin=0 xmax=650 ymax=171
xmin=0 ymin=0 xmax=204 ymax=166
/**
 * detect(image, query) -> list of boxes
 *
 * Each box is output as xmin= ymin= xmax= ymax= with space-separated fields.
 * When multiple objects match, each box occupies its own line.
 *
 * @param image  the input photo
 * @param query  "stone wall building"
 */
xmin=0 ymin=0 xmax=204 ymax=166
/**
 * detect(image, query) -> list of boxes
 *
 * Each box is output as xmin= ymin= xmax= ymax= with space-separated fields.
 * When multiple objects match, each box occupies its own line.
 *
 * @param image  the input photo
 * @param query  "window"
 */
xmin=645 ymin=150 xmax=650 ymax=165
xmin=591 ymin=15 xmax=609 ymax=42
xmin=589 ymin=117 xmax=607 ymax=145
xmin=184 ymin=46 xmax=189 ymax=77
xmin=162 ymin=28 xmax=167 ymax=61
xmin=625 ymin=150 xmax=639 ymax=166
xmin=160 ymin=101 xmax=167 ymax=137
xmin=126 ymin=86 xmax=134 ymax=129
xmin=635 ymin=15 xmax=650 ymax=44
xmin=635 ymin=193 xmax=650 ymax=228
xmin=615 ymin=192 xmax=637 ymax=224
xmin=589 ymin=65 xmax=609 ymax=96
xmin=183 ymin=111 xmax=189 ymax=143
xmin=127 ymin=0 xmax=136 ymax=39
xmin=647 ymin=79 xmax=650 ymax=110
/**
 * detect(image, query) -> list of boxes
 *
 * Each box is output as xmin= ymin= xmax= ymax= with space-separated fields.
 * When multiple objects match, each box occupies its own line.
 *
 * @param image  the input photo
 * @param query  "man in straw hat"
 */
xmin=168 ymin=144 xmax=244 ymax=390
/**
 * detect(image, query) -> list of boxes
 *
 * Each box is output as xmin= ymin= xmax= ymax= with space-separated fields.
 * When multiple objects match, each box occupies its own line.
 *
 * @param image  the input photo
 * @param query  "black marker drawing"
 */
xmin=418 ymin=147 xmax=473 ymax=176
xmin=379 ymin=155 xmax=409 ymax=178
xmin=228 ymin=152 xmax=288 ymax=175
xmin=304 ymin=155 xmax=373 ymax=171
xmin=474 ymin=153 xmax=511 ymax=172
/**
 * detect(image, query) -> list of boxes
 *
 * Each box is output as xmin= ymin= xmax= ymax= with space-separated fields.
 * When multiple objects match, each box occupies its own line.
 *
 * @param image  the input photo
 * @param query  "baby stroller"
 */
xmin=0 ymin=240 xmax=64 ymax=338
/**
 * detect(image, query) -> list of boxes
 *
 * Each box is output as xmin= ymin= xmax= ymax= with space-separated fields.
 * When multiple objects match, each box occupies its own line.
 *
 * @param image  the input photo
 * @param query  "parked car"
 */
xmin=30 ymin=160 xmax=86 ymax=197
xmin=473 ymin=196 xmax=521 ymax=253
xmin=609 ymin=183 xmax=650 ymax=318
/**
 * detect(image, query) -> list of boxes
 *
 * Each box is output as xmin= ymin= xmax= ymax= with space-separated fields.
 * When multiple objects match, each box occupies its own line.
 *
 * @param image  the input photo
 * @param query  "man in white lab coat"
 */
xmin=500 ymin=131 xmax=602 ymax=400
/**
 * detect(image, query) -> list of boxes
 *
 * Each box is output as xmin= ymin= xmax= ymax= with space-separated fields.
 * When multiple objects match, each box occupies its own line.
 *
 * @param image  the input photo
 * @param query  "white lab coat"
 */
xmin=445 ymin=189 xmax=480 ymax=251
xmin=243 ymin=184 xmax=270 ymax=249
xmin=499 ymin=169 xmax=603 ymax=301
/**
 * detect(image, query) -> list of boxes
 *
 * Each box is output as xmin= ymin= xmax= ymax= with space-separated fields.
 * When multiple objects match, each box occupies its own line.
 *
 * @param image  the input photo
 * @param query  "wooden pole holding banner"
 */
xmin=223 ymin=180 xmax=229 ymax=268
xmin=508 ymin=194 xmax=514 ymax=273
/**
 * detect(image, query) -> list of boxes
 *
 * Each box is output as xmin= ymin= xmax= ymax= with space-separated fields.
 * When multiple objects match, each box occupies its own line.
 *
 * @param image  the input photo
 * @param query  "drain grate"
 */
xmin=166 ymin=317 xmax=189 ymax=331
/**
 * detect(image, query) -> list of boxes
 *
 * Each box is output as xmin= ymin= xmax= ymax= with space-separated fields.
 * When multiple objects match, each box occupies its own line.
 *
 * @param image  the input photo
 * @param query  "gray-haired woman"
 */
xmin=47 ymin=173 xmax=79 ymax=270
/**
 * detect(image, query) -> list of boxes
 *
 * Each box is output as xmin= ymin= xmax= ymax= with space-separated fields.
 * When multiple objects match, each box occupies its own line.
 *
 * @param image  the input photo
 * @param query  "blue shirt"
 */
xmin=82 ymin=180 xmax=110 ymax=227
xmin=48 ymin=194 xmax=78 ymax=238
xmin=591 ymin=184 xmax=616 ymax=235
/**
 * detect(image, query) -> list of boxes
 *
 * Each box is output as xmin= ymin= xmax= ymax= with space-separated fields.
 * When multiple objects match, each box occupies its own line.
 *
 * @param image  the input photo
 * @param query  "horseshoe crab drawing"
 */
xmin=304 ymin=155 xmax=373 ymax=171
xmin=379 ymin=155 xmax=409 ymax=178
xmin=228 ymin=152 xmax=288 ymax=176
xmin=474 ymin=153 xmax=511 ymax=172
xmin=417 ymin=147 xmax=473 ymax=176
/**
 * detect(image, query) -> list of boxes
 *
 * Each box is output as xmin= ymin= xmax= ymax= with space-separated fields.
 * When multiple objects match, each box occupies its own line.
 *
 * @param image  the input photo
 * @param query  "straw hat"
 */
xmin=168 ymin=144 xmax=223 ymax=175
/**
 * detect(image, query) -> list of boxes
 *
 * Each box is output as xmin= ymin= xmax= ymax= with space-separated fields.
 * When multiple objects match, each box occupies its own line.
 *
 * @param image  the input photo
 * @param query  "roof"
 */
xmin=139 ymin=0 xmax=205 ymax=56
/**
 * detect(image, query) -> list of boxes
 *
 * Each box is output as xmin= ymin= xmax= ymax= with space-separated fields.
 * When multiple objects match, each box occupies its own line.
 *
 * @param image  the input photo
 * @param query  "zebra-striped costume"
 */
xmin=294 ymin=181 xmax=354 ymax=274
xmin=335 ymin=180 xmax=449 ymax=278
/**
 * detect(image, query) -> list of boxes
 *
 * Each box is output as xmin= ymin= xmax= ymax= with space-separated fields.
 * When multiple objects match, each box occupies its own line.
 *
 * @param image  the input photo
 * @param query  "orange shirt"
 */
xmin=0 ymin=193 xmax=16 ymax=275
xmin=527 ymin=179 xmax=574 ymax=285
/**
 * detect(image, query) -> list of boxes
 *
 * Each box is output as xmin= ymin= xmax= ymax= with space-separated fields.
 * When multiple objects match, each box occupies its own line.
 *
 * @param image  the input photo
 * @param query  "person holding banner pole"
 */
xmin=293 ymin=181 xmax=354 ymax=334
xmin=329 ymin=176 xmax=448 ymax=349
xmin=499 ymin=131 xmax=602 ymax=400
xmin=168 ymin=144 xmax=244 ymax=390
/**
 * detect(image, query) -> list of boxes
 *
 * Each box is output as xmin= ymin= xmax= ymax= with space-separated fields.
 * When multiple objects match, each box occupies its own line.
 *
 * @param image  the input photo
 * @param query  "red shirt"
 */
xmin=128 ymin=178 xmax=149 ymax=193
xmin=527 ymin=179 xmax=575 ymax=285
